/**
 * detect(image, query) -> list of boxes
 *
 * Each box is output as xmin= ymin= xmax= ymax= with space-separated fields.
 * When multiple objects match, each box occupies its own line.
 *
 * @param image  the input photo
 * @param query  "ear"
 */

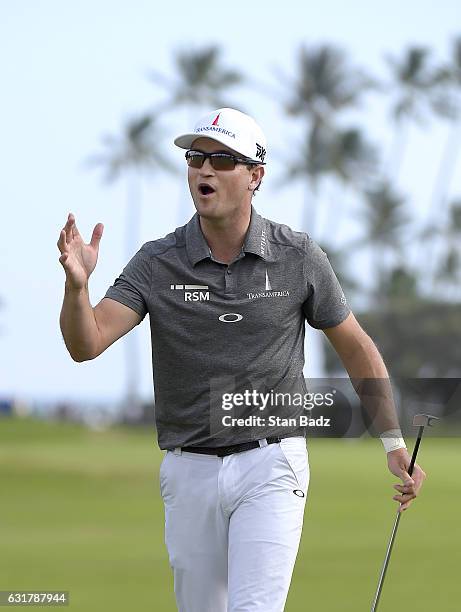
xmin=249 ymin=165 xmax=265 ymax=191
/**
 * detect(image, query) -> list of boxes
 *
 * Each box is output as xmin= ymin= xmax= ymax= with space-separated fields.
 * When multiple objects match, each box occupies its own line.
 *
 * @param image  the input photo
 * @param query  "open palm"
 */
xmin=57 ymin=213 xmax=104 ymax=289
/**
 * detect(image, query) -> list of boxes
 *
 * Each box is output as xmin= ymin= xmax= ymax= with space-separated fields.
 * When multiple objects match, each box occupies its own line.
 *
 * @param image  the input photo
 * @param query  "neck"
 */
xmin=199 ymin=205 xmax=252 ymax=264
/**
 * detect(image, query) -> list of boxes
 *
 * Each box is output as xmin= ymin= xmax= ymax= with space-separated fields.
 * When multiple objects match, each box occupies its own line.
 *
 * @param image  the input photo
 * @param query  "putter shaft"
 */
xmin=370 ymin=426 xmax=423 ymax=612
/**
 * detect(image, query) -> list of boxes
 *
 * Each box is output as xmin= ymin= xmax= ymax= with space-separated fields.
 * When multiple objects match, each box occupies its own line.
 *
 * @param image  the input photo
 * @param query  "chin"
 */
xmin=194 ymin=198 xmax=221 ymax=217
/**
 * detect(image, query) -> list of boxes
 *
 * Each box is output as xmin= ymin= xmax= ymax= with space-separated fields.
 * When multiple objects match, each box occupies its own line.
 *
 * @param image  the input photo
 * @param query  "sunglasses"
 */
xmin=185 ymin=150 xmax=262 ymax=171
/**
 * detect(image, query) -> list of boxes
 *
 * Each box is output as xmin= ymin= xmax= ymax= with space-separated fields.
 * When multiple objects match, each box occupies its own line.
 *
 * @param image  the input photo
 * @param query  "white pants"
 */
xmin=159 ymin=436 xmax=309 ymax=612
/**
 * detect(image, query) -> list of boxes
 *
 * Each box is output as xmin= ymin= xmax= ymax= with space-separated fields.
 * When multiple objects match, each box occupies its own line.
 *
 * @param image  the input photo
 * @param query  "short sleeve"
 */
xmin=104 ymin=246 xmax=151 ymax=322
xmin=302 ymin=238 xmax=350 ymax=329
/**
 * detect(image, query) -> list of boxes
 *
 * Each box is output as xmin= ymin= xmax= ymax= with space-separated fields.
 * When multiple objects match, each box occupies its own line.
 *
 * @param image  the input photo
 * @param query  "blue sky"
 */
xmin=1 ymin=0 xmax=460 ymax=405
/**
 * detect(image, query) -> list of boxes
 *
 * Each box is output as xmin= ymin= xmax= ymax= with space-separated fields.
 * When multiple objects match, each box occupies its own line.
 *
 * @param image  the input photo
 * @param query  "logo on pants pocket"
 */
xmin=279 ymin=438 xmax=309 ymax=493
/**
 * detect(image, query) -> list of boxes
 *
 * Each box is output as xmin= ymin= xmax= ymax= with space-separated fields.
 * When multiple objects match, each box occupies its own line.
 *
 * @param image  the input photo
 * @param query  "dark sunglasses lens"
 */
xmin=211 ymin=155 xmax=235 ymax=170
xmin=186 ymin=152 xmax=205 ymax=168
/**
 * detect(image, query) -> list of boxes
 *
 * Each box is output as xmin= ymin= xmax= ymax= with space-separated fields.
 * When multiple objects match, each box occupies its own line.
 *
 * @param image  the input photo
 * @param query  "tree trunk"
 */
xmin=302 ymin=181 xmax=326 ymax=377
xmin=177 ymin=107 xmax=201 ymax=226
xmin=386 ymin=118 xmax=408 ymax=185
xmin=303 ymin=181 xmax=318 ymax=237
xmin=424 ymin=120 xmax=461 ymax=285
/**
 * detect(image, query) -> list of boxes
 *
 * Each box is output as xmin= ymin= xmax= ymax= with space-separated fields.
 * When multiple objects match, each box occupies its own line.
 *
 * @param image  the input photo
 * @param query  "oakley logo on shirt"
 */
xmin=218 ymin=313 xmax=243 ymax=323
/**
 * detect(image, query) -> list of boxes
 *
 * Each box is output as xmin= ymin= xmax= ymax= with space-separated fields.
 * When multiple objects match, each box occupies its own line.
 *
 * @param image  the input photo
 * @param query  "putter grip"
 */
xmin=407 ymin=429 xmax=423 ymax=476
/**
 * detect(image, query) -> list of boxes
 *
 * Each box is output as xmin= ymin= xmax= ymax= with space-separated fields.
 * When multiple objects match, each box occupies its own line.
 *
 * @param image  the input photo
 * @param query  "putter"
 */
xmin=370 ymin=413 xmax=439 ymax=612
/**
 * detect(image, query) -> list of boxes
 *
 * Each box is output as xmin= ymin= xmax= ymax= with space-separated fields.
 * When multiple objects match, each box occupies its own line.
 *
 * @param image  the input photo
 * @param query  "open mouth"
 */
xmin=198 ymin=183 xmax=216 ymax=196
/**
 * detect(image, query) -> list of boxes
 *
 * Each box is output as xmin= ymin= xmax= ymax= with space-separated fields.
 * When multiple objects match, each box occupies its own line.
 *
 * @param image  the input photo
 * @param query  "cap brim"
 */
xmin=174 ymin=133 xmax=244 ymax=158
xmin=174 ymin=133 xmax=201 ymax=150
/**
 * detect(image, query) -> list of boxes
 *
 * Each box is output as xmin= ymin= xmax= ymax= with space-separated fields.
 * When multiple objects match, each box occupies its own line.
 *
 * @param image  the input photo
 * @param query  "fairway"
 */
xmin=0 ymin=417 xmax=459 ymax=611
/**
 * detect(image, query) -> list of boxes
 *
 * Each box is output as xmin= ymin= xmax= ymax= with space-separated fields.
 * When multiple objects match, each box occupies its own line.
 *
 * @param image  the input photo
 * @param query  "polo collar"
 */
xmin=243 ymin=206 xmax=272 ymax=261
xmin=185 ymin=205 xmax=273 ymax=267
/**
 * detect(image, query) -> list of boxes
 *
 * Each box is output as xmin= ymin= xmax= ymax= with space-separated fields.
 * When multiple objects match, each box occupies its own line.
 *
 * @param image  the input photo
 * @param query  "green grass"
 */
xmin=0 ymin=417 xmax=459 ymax=611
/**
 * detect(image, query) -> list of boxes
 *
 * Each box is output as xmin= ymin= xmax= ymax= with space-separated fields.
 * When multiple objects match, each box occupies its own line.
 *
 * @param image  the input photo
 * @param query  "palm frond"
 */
xmin=385 ymin=46 xmax=441 ymax=124
xmin=87 ymin=111 xmax=176 ymax=183
xmin=361 ymin=182 xmax=409 ymax=248
xmin=330 ymin=127 xmax=379 ymax=184
xmin=281 ymin=44 xmax=375 ymax=121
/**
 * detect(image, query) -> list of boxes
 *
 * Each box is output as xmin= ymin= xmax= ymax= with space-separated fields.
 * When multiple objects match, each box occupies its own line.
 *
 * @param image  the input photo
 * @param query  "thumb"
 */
xmin=90 ymin=223 xmax=104 ymax=249
xmin=399 ymin=467 xmax=415 ymax=486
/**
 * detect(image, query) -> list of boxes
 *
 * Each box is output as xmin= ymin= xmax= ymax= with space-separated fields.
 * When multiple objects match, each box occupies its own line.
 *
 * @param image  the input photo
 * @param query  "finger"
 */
xmin=413 ymin=465 xmax=427 ymax=485
xmin=70 ymin=217 xmax=81 ymax=239
xmin=90 ymin=223 xmax=104 ymax=249
xmin=63 ymin=212 xmax=74 ymax=227
xmin=393 ymin=483 xmax=416 ymax=494
xmin=59 ymin=252 xmax=69 ymax=268
xmin=57 ymin=230 xmax=69 ymax=254
xmin=64 ymin=213 xmax=74 ymax=243
xmin=63 ymin=212 xmax=81 ymax=241
xmin=393 ymin=492 xmax=415 ymax=504
xmin=399 ymin=469 xmax=415 ymax=487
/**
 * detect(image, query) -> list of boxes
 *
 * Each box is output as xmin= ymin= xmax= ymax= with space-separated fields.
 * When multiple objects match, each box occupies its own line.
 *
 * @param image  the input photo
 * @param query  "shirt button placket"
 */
xmin=225 ymin=265 xmax=235 ymax=294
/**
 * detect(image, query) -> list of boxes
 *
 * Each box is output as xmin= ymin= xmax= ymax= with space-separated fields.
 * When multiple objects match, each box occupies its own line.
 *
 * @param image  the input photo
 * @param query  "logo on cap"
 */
xmin=195 ymin=112 xmax=236 ymax=139
xmin=256 ymin=143 xmax=266 ymax=162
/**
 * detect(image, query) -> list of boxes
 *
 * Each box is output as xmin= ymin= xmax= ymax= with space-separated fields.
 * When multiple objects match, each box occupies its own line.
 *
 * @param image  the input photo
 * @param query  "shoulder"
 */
xmin=137 ymin=223 xmax=186 ymax=260
xmin=261 ymin=213 xmax=323 ymax=259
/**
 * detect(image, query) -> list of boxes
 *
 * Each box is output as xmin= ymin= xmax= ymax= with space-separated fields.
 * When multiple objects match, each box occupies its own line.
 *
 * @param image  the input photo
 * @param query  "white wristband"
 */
xmin=380 ymin=429 xmax=407 ymax=453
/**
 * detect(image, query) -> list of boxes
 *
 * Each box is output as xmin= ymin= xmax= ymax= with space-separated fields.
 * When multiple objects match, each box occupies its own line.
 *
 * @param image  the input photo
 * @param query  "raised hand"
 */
xmin=57 ymin=213 xmax=104 ymax=290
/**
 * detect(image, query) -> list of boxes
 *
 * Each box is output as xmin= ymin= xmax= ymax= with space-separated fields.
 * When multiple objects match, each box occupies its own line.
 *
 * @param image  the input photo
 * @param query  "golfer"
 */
xmin=58 ymin=108 xmax=426 ymax=612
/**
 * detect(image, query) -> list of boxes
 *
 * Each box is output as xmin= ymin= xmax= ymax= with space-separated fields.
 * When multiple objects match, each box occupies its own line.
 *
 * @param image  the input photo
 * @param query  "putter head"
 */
xmin=413 ymin=413 xmax=440 ymax=427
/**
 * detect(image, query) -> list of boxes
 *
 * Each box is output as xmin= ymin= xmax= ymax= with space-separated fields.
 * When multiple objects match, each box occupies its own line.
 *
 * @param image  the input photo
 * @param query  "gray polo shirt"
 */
xmin=104 ymin=205 xmax=350 ymax=449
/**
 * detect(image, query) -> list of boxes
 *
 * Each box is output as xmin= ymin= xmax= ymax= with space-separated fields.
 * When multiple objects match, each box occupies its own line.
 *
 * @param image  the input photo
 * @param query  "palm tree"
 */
xmin=432 ymin=201 xmax=461 ymax=299
xmin=384 ymin=46 xmax=441 ymax=182
xmin=89 ymin=112 xmax=176 ymax=259
xmin=381 ymin=266 xmax=419 ymax=301
xmin=362 ymin=183 xmax=408 ymax=246
xmin=278 ymin=44 xmax=376 ymax=125
xmin=278 ymin=122 xmax=330 ymax=235
xmin=356 ymin=181 xmax=410 ymax=303
xmin=275 ymin=45 xmax=377 ymax=378
xmin=150 ymin=45 xmax=243 ymax=110
xmin=322 ymin=127 xmax=379 ymax=242
xmin=421 ymin=37 xmax=461 ymax=274
xmin=87 ymin=112 xmax=176 ymax=416
xmin=278 ymin=122 xmax=378 ymax=238
xmin=329 ymin=128 xmax=378 ymax=183
xmin=276 ymin=44 xmax=376 ymax=236
xmin=148 ymin=45 xmax=244 ymax=223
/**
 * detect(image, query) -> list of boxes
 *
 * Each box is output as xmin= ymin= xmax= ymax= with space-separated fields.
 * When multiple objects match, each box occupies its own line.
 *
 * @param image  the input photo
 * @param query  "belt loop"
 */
xmin=173 ymin=447 xmax=182 ymax=456
xmin=258 ymin=438 xmax=268 ymax=448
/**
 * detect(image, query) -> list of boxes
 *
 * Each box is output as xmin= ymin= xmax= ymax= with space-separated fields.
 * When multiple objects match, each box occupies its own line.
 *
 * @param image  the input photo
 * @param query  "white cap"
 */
xmin=174 ymin=107 xmax=267 ymax=163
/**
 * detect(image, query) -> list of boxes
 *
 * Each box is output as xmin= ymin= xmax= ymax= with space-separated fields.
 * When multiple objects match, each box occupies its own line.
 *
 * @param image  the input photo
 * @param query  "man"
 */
xmin=57 ymin=108 xmax=425 ymax=612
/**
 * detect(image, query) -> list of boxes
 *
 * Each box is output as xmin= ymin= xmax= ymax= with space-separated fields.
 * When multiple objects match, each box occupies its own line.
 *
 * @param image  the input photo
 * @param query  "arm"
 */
xmin=323 ymin=312 xmax=399 ymax=433
xmin=60 ymin=290 xmax=141 ymax=361
xmin=323 ymin=312 xmax=426 ymax=512
xmin=58 ymin=213 xmax=141 ymax=362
